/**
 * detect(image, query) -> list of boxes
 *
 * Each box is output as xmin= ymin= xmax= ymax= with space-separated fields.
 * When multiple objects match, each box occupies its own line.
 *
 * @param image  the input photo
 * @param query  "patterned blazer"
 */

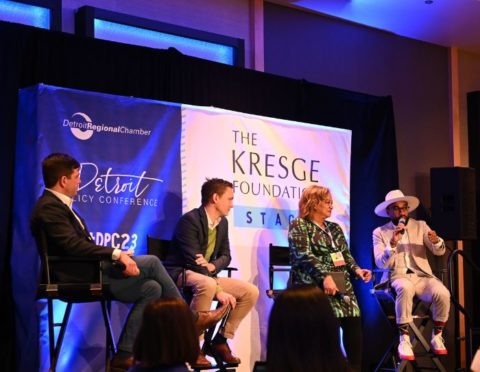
xmin=288 ymin=217 xmax=361 ymax=318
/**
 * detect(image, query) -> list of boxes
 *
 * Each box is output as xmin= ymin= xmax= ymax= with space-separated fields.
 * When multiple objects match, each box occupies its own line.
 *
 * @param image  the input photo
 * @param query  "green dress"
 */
xmin=288 ymin=217 xmax=361 ymax=318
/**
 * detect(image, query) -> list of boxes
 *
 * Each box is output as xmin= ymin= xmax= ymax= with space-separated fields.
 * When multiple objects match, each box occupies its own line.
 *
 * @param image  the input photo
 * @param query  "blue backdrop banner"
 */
xmin=12 ymin=84 xmax=182 ymax=371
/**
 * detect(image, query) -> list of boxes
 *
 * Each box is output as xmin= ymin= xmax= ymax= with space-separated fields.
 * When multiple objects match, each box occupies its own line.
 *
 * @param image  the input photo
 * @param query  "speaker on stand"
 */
xmin=431 ymin=166 xmax=478 ymax=368
xmin=430 ymin=167 xmax=476 ymax=241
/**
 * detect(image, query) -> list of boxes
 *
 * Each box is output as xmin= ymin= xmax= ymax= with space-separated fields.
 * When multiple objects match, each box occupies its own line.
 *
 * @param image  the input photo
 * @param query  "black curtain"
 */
xmin=0 ymin=21 xmax=397 ymax=370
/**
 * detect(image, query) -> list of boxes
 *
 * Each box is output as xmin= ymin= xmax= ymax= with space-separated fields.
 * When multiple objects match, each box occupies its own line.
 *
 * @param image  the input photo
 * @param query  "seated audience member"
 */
xmin=30 ymin=153 xmax=227 ymax=371
xmin=288 ymin=185 xmax=371 ymax=371
xmin=373 ymin=190 xmax=450 ymax=361
xmin=128 ymin=298 xmax=199 ymax=372
xmin=165 ymin=178 xmax=259 ymax=367
xmin=267 ymin=285 xmax=351 ymax=372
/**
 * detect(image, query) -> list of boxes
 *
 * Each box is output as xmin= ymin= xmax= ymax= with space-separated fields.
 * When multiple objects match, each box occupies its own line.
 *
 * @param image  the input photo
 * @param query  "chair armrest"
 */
xmin=270 ymin=266 xmax=290 ymax=272
xmin=46 ymin=256 xmax=105 ymax=284
xmin=222 ymin=267 xmax=237 ymax=278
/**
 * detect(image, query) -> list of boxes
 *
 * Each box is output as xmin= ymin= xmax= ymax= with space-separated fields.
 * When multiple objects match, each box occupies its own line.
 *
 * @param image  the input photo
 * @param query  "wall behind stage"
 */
xmin=264 ymin=2 xmax=451 ymax=209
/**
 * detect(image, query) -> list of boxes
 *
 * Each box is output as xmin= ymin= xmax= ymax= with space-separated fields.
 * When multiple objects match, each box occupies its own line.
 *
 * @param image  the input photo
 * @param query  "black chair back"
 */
xmin=33 ymin=226 xmax=117 ymax=371
xmin=146 ymin=235 xmax=171 ymax=261
xmin=267 ymin=243 xmax=291 ymax=299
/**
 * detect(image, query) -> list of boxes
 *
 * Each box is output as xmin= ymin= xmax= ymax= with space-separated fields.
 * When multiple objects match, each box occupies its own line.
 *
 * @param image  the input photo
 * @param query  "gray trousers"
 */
xmin=108 ymin=255 xmax=182 ymax=353
xmin=391 ymin=273 xmax=450 ymax=325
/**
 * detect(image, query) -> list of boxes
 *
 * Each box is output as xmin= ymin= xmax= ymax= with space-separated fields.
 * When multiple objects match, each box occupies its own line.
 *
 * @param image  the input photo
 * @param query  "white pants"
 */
xmin=391 ymin=274 xmax=450 ymax=324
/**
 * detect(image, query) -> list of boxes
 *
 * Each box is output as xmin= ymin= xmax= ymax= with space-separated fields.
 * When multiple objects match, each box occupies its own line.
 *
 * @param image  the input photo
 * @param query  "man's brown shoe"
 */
xmin=195 ymin=304 xmax=229 ymax=334
xmin=109 ymin=354 xmax=134 ymax=371
xmin=191 ymin=351 xmax=212 ymax=368
xmin=209 ymin=342 xmax=241 ymax=364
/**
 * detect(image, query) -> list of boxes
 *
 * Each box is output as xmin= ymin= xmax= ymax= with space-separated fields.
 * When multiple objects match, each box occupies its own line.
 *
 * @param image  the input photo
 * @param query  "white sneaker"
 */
xmin=398 ymin=334 xmax=415 ymax=360
xmin=431 ymin=332 xmax=448 ymax=355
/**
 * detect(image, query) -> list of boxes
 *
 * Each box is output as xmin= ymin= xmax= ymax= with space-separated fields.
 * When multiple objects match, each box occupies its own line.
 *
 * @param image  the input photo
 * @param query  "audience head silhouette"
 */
xmin=131 ymin=298 xmax=199 ymax=370
xmin=267 ymin=285 xmax=350 ymax=372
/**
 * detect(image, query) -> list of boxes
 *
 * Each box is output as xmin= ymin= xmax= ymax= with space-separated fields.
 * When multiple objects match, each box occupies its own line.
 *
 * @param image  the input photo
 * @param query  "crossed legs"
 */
xmin=181 ymin=270 xmax=259 ymax=339
xmin=108 ymin=255 xmax=182 ymax=353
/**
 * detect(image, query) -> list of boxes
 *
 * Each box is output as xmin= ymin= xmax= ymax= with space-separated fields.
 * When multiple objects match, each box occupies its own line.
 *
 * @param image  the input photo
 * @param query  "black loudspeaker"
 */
xmin=430 ymin=167 xmax=477 ymax=240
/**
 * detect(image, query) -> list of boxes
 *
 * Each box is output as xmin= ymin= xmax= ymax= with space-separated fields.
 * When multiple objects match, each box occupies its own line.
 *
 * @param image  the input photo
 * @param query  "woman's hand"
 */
xmin=322 ymin=275 xmax=337 ymax=295
xmin=355 ymin=268 xmax=372 ymax=283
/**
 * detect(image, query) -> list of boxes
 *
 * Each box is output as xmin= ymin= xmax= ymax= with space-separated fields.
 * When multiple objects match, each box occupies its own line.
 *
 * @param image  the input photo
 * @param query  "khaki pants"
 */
xmin=179 ymin=270 xmax=259 ymax=339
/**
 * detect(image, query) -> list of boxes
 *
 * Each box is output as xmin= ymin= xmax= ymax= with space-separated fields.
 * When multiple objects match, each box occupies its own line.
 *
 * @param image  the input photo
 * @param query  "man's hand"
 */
xmin=427 ymin=230 xmax=440 ymax=244
xmin=216 ymin=290 xmax=236 ymax=309
xmin=125 ymin=248 xmax=134 ymax=256
xmin=195 ymin=253 xmax=208 ymax=266
xmin=322 ymin=275 xmax=337 ymax=296
xmin=119 ymin=252 xmax=140 ymax=277
xmin=391 ymin=225 xmax=404 ymax=246
xmin=355 ymin=268 xmax=372 ymax=283
xmin=383 ymin=247 xmax=396 ymax=259
xmin=195 ymin=254 xmax=216 ymax=272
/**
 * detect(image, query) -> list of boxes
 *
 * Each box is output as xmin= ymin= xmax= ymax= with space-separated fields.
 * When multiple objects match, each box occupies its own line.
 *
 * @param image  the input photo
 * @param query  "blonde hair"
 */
xmin=298 ymin=185 xmax=331 ymax=219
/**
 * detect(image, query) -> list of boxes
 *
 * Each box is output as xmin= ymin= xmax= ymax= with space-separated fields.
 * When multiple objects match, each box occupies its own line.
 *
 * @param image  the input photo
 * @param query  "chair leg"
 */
xmin=409 ymin=321 xmax=447 ymax=372
xmin=374 ymin=337 xmax=397 ymax=372
xmin=101 ymin=300 xmax=117 ymax=370
xmin=202 ymin=305 xmax=236 ymax=370
xmin=49 ymin=301 xmax=72 ymax=372
xmin=47 ymin=299 xmax=55 ymax=371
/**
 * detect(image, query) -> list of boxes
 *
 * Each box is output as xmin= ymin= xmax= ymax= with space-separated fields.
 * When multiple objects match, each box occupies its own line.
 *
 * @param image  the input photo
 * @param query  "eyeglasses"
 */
xmin=321 ymin=199 xmax=333 ymax=206
xmin=389 ymin=206 xmax=409 ymax=212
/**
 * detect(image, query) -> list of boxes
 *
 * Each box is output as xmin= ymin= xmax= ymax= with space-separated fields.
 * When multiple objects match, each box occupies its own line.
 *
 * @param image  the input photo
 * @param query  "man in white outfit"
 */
xmin=373 ymin=190 xmax=451 ymax=361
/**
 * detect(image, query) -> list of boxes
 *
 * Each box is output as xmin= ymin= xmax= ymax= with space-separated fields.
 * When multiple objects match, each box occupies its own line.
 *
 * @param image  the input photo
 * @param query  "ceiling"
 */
xmin=270 ymin=0 xmax=480 ymax=55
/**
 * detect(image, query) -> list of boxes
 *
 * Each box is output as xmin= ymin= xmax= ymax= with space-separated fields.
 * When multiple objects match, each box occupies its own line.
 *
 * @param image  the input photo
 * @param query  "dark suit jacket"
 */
xmin=165 ymin=207 xmax=231 ymax=281
xmin=30 ymin=190 xmax=115 ymax=282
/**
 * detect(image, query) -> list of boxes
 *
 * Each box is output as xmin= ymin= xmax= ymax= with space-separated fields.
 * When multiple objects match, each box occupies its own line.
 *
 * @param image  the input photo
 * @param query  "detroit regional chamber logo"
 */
xmin=63 ymin=112 xmax=152 ymax=140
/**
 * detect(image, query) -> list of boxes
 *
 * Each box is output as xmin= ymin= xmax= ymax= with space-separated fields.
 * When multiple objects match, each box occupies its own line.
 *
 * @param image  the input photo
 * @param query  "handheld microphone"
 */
xmin=334 ymin=291 xmax=351 ymax=304
xmin=398 ymin=217 xmax=406 ymax=234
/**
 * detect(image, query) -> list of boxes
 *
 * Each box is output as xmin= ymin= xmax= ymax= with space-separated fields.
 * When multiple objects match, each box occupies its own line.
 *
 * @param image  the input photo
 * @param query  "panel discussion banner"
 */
xmin=12 ymin=84 xmax=351 ymax=371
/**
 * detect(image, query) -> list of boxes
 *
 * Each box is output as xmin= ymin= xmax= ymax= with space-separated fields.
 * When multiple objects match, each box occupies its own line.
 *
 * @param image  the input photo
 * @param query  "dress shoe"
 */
xmin=191 ymin=351 xmax=212 ymax=368
xmin=109 ymin=354 xmax=134 ymax=371
xmin=209 ymin=342 xmax=241 ymax=364
xmin=195 ymin=304 xmax=229 ymax=334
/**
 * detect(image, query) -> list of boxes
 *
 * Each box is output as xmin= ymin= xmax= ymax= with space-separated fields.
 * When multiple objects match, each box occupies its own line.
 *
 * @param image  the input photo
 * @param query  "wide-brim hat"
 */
xmin=374 ymin=189 xmax=419 ymax=217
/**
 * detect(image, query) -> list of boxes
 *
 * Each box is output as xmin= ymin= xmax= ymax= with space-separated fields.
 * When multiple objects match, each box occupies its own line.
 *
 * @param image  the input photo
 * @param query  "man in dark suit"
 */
xmin=166 ymin=178 xmax=259 ymax=367
xmin=30 ymin=153 xmax=226 ymax=371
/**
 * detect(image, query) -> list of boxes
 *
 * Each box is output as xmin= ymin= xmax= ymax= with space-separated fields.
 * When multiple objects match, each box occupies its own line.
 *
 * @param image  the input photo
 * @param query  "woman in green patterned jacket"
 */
xmin=288 ymin=185 xmax=371 ymax=372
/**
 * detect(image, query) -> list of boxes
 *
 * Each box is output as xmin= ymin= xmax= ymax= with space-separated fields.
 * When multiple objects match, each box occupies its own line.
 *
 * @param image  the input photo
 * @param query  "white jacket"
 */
xmin=372 ymin=218 xmax=445 ymax=284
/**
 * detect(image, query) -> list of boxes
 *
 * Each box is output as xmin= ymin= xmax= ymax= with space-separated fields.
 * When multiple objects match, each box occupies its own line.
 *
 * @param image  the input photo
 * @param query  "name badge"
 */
xmin=330 ymin=252 xmax=346 ymax=267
